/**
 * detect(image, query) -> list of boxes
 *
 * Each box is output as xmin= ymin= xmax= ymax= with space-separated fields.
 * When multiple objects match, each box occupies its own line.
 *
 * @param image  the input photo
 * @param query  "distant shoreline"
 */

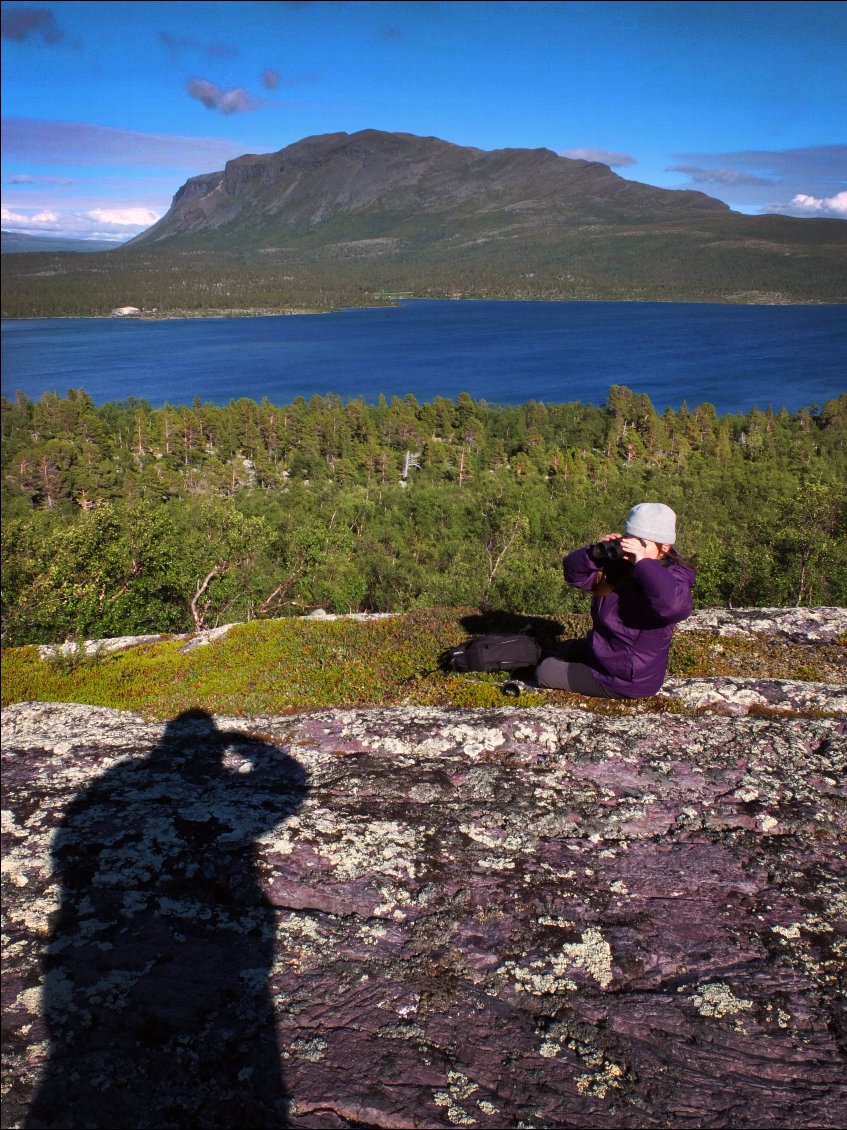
xmin=2 ymin=295 xmax=845 ymax=324
xmin=1 ymin=308 xmax=337 ymax=323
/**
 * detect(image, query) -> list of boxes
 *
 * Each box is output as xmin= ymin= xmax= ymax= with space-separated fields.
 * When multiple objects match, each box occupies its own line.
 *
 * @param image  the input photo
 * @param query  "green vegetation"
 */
xmin=3 ymin=610 xmax=843 ymax=718
xmin=0 ymin=248 xmax=381 ymax=319
xmin=2 ymin=388 xmax=846 ymax=655
xmin=3 ymin=205 xmax=846 ymax=321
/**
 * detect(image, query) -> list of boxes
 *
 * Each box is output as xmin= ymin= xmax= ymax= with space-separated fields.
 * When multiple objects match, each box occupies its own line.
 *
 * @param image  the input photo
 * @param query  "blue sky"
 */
xmin=2 ymin=0 xmax=845 ymax=241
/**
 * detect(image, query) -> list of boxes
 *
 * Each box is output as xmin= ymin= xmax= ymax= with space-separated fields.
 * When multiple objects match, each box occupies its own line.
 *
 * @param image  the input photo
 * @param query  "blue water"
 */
xmin=2 ymin=300 xmax=845 ymax=414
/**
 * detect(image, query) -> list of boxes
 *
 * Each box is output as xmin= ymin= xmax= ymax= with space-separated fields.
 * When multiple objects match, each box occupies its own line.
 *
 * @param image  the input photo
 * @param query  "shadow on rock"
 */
xmin=26 ymin=709 xmax=308 ymax=1130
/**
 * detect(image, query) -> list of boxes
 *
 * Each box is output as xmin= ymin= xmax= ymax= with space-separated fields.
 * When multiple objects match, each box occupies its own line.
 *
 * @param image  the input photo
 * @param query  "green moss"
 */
xmin=2 ymin=609 xmax=843 ymax=719
xmin=668 ymin=631 xmax=845 ymax=682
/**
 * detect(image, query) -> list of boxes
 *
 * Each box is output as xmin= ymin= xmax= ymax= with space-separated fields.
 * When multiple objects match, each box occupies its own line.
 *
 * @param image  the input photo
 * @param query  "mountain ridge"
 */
xmin=129 ymin=128 xmax=731 ymax=248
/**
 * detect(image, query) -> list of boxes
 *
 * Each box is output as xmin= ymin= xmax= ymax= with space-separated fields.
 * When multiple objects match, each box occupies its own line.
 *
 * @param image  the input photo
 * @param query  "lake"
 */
xmin=2 ymin=300 xmax=845 ymax=414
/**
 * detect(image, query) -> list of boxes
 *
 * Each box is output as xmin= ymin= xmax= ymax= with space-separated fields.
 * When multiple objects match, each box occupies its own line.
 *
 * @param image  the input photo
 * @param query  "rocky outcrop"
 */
xmin=34 ymin=611 xmax=400 ymax=660
xmin=660 ymin=677 xmax=847 ymax=717
xmin=678 ymin=606 xmax=847 ymax=644
xmin=3 ymin=696 xmax=845 ymax=1129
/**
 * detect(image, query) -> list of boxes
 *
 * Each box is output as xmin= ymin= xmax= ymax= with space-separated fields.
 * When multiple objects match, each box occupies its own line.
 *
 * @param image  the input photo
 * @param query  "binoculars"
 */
xmin=591 ymin=536 xmax=645 ymax=563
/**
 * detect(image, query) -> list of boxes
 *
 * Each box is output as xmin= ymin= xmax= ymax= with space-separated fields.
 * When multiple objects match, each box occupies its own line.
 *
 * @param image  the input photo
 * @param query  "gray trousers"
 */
xmin=535 ymin=639 xmax=622 ymax=698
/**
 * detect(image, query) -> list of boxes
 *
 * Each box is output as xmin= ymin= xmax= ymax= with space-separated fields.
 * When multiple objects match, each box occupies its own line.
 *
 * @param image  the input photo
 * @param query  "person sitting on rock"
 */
xmin=536 ymin=502 xmax=695 ymax=698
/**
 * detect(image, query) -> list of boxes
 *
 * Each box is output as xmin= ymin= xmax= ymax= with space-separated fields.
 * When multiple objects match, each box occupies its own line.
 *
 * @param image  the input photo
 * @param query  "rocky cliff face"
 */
xmin=3 ymin=638 xmax=845 ymax=1129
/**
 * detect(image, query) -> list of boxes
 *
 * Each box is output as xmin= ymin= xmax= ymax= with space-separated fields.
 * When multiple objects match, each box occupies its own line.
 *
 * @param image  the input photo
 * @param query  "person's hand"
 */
xmin=620 ymin=536 xmax=654 ymax=563
xmin=599 ymin=532 xmax=622 ymax=541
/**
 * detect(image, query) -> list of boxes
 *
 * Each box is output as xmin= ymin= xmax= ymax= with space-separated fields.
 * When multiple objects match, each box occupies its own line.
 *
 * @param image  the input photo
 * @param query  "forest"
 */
xmin=2 ymin=386 xmax=845 ymax=646
xmin=4 ymin=209 xmax=847 ymax=321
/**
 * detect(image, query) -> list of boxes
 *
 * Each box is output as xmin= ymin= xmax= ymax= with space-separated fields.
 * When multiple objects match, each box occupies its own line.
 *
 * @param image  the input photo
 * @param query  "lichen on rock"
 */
xmin=2 ymin=700 xmax=846 ymax=1129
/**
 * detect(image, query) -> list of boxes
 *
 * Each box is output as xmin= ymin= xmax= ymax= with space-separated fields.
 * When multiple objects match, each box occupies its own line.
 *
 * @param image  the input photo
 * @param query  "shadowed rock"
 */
xmin=3 ymin=708 xmax=307 ymax=1129
xmin=3 ymin=698 xmax=845 ymax=1129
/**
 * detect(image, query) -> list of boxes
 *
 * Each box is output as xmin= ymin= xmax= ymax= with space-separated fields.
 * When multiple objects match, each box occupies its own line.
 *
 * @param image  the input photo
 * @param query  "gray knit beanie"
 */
xmin=624 ymin=502 xmax=676 ymax=545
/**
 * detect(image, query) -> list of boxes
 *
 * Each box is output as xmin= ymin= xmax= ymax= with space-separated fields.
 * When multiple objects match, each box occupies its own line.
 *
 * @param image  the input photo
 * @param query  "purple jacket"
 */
xmin=563 ymin=545 xmax=696 ymax=698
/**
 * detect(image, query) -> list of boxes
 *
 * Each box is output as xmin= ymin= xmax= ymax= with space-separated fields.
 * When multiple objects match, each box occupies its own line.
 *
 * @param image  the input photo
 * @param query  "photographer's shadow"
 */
xmin=27 ymin=709 xmax=308 ymax=1130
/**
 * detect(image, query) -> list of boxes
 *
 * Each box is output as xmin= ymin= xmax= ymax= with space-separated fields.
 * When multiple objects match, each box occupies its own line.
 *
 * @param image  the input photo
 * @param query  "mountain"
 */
xmin=128 ymin=129 xmax=730 ymax=248
xmin=1 ymin=231 xmax=119 ymax=253
xmin=3 ymin=131 xmax=845 ymax=315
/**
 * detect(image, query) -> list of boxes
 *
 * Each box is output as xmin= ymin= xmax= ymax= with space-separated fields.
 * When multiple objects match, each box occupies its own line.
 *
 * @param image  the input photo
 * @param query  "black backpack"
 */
xmin=444 ymin=633 xmax=542 ymax=673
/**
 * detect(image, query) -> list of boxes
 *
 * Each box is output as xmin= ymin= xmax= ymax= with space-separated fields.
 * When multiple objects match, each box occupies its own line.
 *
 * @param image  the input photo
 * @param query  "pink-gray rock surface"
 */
xmin=2 ymin=698 xmax=845 ymax=1129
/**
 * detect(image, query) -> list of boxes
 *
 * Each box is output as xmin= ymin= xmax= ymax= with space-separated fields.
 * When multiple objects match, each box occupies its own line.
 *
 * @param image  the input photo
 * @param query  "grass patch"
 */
xmin=2 ymin=610 xmax=843 ymax=720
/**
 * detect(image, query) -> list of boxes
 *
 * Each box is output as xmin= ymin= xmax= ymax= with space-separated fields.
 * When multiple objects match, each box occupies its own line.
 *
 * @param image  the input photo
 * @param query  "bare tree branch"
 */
xmin=191 ymin=562 xmax=226 ymax=630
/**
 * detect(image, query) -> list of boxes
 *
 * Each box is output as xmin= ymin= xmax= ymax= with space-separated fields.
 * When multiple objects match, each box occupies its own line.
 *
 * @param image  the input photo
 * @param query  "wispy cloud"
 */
xmin=560 ymin=148 xmax=637 ymax=168
xmin=2 ymin=118 xmax=259 ymax=168
xmin=186 ymin=79 xmax=262 ymax=115
xmin=9 ymin=173 xmax=74 ymax=186
xmin=667 ymin=145 xmax=847 ymax=216
xmin=676 ymin=146 xmax=847 ymax=180
xmin=157 ymin=30 xmax=238 ymax=59
xmin=1 ymin=7 xmax=62 ymax=44
xmin=262 ymin=68 xmax=317 ymax=89
xmin=665 ymin=164 xmax=776 ymax=187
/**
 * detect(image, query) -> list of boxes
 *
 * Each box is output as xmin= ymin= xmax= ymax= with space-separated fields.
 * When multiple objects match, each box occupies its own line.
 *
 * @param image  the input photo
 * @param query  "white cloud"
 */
xmin=790 ymin=191 xmax=847 ymax=216
xmin=86 ymin=231 xmax=137 ymax=242
xmin=1 ymin=206 xmax=59 ymax=227
xmin=560 ymin=148 xmax=637 ymax=168
xmin=764 ymin=191 xmax=847 ymax=219
xmin=2 ymin=203 xmax=159 ymax=240
xmin=87 ymin=207 xmax=161 ymax=226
